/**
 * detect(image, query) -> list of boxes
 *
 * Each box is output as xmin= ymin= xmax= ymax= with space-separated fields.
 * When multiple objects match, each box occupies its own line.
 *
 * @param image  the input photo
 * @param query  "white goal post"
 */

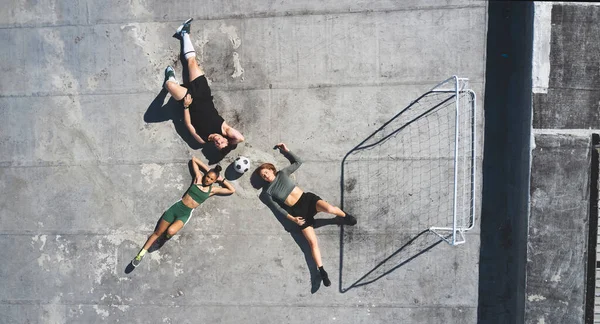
xmin=340 ymin=76 xmax=477 ymax=246
xmin=428 ymin=76 xmax=477 ymax=245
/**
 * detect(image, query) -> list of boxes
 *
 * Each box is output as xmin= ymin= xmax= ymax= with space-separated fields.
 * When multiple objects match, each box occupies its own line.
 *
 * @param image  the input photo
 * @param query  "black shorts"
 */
xmin=185 ymin=75 xmax=212 ymax=102
xmin=288 ymin=192 xmax=322 ymax=229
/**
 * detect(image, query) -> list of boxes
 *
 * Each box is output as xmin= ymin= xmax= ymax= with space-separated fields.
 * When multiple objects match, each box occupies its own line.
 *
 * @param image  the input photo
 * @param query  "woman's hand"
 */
xmin=275 ymin=142 xmax=289 ymax=153
xmin=216 ymin=175 xmax=224 ymax=183
xmin=183 ymin=94 xmax=193 ymax=108
xmin=294 ymin=217 xmax=305 ymax=226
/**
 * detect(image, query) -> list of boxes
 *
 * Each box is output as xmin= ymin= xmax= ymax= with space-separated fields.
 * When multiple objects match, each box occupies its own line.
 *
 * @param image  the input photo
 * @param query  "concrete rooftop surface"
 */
xmin=0 ymin=1 xmax=487 ymax=323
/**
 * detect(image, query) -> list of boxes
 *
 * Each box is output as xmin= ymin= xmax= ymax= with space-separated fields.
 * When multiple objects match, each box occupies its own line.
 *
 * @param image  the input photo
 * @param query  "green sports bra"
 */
xmin=187 ymin=184 xmax=212 ymax=204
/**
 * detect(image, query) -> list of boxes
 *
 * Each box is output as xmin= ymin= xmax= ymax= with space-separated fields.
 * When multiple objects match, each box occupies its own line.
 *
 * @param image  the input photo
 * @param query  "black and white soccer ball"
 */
xmin=234 ymin=156 xmax=250 ymax=174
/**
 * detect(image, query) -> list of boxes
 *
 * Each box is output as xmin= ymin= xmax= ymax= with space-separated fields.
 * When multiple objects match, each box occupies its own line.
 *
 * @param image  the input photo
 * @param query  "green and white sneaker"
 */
xmin=131 ymin=254 xmax=144 ymax=267
xmin=174 ymin=18 xmax=193 ymax=38
xmin=163 ymin=66 xmax=178 ymax=89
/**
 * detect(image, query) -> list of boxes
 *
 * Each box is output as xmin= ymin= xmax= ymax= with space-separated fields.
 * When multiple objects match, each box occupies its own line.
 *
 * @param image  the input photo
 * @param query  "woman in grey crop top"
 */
xmin=257 ymin=143 xmax=357 ymax=287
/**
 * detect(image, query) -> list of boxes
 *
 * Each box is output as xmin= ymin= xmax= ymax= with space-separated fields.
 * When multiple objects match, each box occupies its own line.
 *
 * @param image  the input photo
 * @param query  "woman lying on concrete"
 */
xmin=256 ymin=143 xmax=357 ymax=286
xmin=164 ymin=18 xmax=244 ymax=153
xmin=131 ymin=156 xmax=235 ymax=267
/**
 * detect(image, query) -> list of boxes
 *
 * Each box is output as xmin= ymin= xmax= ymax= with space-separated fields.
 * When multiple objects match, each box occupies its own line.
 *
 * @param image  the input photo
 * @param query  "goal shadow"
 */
xmin=339 ymin=228 xmax=443 ymax=292
xmin=338 ymin=87 xmax=461 ymax=292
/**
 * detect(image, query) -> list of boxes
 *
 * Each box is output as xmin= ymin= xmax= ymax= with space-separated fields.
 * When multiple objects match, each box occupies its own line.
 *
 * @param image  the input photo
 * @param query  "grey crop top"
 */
xmin=260 ymin=151 xmax=303 ymax=218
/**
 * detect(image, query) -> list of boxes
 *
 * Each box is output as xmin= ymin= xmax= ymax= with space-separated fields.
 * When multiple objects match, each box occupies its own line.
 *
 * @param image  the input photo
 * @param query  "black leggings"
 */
xmin=288 ymin=192 xmax=322 ymax=229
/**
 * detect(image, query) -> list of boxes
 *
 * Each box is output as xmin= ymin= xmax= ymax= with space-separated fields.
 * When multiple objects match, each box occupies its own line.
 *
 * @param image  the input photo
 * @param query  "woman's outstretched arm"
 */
xmin=276 ymin=143 xmax=303 ymax=175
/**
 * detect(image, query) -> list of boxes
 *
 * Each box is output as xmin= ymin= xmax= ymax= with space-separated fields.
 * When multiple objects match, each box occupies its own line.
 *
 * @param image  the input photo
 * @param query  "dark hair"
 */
xmin=208 ymin=165 xmax=222 ymax=176
xmin=256 ymin=163 xmax=277 ymax=175
xmin=219 ymin=143 xmax=238 ymax=158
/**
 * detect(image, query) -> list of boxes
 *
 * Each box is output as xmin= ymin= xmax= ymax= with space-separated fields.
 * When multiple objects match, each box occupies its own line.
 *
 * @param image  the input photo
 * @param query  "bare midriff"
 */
xmin=182 ymin=194 xmax=201 ymax=209
xmin=284 ymin=186 xmax=304 ymax=207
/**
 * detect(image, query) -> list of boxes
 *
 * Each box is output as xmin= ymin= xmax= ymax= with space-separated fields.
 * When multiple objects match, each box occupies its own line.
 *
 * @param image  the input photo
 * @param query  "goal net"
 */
xmin=341 ymin=76 xmax=477 ymax=245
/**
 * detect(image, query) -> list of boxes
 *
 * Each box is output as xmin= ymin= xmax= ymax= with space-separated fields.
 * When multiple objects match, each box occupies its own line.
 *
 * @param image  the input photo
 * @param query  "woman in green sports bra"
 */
xmin=131 ymin=156 xmax=235 ymax=267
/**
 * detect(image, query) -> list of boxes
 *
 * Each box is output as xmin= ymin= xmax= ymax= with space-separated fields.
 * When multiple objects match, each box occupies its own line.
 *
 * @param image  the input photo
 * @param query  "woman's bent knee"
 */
xmin=187 ymin=57 xmax=198 ymax=67
xmin=166 ymin=227 xmax=179 ymax=237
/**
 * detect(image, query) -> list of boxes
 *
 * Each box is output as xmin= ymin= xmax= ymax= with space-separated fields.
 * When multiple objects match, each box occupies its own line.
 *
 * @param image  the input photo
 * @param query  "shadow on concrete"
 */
xmin=313 ymin=217 xmax=342 ymax=229
xmin=339 ymin=229 xmax=442 ymax=292
xmin=585 ymin=134 xmax=600 ymax=322
xmin=201 ymin=143 xmax=227 ymax=165
xmin=477 ymin=2 xmax=533 ymax=323
xmin=147 ymin=217 xmax=173 ymax=253
xmin=144 ymin=89 xmax=202 ymax=151
xmin=224 ymin=163 xmax=245 ymax=181
xmin=250 ymin=170 xmax=266 ymax=189
xmin=124 ymin=263 xmax=135 ymax=274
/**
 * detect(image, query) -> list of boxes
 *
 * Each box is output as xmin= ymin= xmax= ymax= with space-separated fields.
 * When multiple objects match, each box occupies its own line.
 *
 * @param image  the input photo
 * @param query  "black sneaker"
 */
xmin=321 ymin=270 xmax=331 ymax=287
xmin=173 ymin=18 xmax=193 ymax=38
xmin=343 ymin=214 xmax=357 ymax=226
xmin=337 ymin=213 xmax=357 ymax=226
xmin=319 ymin=267 xmax=331 ymax=287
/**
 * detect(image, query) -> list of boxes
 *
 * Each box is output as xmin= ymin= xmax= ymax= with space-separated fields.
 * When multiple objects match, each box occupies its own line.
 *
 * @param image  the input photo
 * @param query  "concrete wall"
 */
xmin=527 ymin=134 xmax=592 ymax=323
xmin=0 ymin=1 xmax=487 ymax=323
xmin=525 ymin=2 xmax=600 ymax=324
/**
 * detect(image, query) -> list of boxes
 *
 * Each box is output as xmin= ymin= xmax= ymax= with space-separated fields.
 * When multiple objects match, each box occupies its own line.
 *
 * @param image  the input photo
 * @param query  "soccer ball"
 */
xmin=234 ymin=156 xmax=250 ymax=174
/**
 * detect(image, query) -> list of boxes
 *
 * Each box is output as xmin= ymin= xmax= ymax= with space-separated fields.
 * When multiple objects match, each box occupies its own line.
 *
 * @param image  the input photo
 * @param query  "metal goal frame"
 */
xmin=428 ymin=76 xmax=477 ymax=246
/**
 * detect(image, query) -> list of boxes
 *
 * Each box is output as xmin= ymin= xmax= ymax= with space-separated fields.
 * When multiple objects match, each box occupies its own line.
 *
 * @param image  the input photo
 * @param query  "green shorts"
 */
xmin=162 ymin=200 xmax=194 ymax=225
